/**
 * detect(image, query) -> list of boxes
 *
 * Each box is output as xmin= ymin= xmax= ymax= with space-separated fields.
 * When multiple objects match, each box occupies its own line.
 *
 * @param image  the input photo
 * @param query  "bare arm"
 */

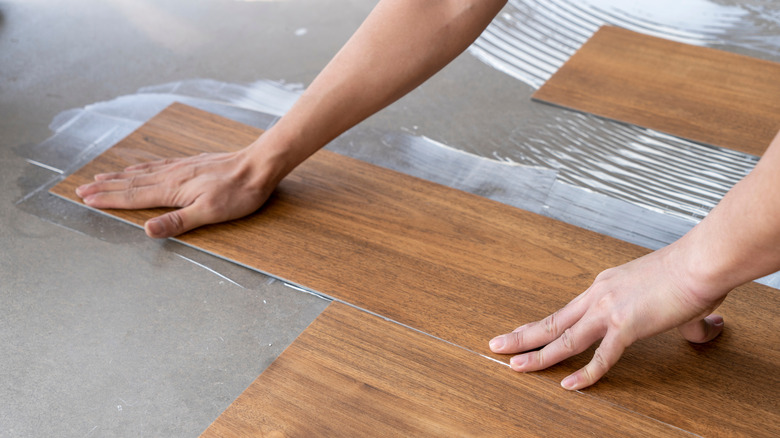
xmin=76 ymin=0 xmax=507 ymax=238
xmin=490 ymin=130 xmax=780 ymax=390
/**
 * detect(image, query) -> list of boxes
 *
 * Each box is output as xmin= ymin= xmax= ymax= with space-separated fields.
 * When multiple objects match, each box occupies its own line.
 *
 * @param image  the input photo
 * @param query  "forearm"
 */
xmin=673 ymin=130 xmax=780 ymax=301
xmin=247 ymin=0 xmax=506 ymax=184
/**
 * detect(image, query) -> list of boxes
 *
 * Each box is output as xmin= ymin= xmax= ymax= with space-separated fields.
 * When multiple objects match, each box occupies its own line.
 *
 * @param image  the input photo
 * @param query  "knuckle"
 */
xmin=582 ymin=351 xmax=609 ymax=386
xmin=123 ymin=187 xmax=137 ymax=203
xmin=595 ymin=293 xmax=618 ymax=314
xmin=608 ymin=312 xmax=630 ymax=331
xmin=171 ymin=163 xmax=199 ymax=186
xmin=591 ymin=347 xmax=610 ymax=372
xmin=170 ymin=172 xmax=189 ymax=188
xmin=126 ymin=175 xmax=139 ymax=188
xmin=509 ymin=328 xmax=526 ymax=348
xmin=600 ymin=302 xmax=630 ymax=331
xmin=186 ymin=162 xmax=199 ymax=177
xmin=591 ymin=292 xmax=631 ymax=334
xmin=594 ymin=268 xmax=617 ymax=283
xmin=560 ymin=328 xmax=576 ymax=351
xmin=535 ymin=350 xmax=545 ymax=369
xmin=167 ymin=211 xmax=185 ymax=232
xmin=581 ymin=367 xmax=596 ymax=386
xmin=543 ymin=312 xmax=559 ymax=336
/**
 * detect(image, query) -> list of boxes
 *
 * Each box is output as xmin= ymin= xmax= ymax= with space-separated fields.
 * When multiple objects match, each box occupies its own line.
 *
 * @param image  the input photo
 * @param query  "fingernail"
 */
xmin=710 ymin=315 xmax=724 ymax=326
xmin=489 ymin=336 xmax=505 ymax=351
xmin=561 ymin=375 xmax=577 ymax=390
xmin=146 ymin=219 xmax=166 ymax=237
xmin=76 ymin=186 xmax=86 ymax=197
xmin=509 ymin=355 xmax=526 ymax=370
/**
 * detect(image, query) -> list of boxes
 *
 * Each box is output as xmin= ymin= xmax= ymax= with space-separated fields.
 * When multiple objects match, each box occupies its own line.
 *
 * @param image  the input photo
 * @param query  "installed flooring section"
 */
xmin=532 ymin=26 xmax=780 ymax=157
xmin=52 ymin=104 xmax=780 ymax=436
xmin=200 ymin=302 xmax=686 ymax=437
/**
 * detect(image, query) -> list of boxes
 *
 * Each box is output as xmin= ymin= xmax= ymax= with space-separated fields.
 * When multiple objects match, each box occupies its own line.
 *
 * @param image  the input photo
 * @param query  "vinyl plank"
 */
xmin=200 ymin=302 xmax=686 ymax=437
xmin=51 ymin=103 xmax=780 ymax=436
xmin=532 ymin=26 xmax=780 ymax=156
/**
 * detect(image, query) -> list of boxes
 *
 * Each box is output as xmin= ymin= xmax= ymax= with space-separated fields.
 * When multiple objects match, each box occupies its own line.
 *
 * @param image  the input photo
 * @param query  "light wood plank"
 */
xmin=200 ymin=302 xmax=686 ymax=437
xmin=51 ymin=103 xmax=780 ymax=436
xmin=532 ymin=25 xmax=780 ymax=156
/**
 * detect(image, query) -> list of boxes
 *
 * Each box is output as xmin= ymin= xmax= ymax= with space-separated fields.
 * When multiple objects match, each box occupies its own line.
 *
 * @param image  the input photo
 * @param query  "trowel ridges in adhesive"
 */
xmin=50 ymin=103 xmax=780 ymax=436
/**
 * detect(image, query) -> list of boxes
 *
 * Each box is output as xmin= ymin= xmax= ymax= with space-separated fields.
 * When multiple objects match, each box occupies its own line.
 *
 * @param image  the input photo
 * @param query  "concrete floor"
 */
xmin=2 ymin=0 xmax=777 ymax=436
xmin=0 ymin=1 xmax=536 ymax=436
xmin=0 ymin=1 xmax=364 ymax=436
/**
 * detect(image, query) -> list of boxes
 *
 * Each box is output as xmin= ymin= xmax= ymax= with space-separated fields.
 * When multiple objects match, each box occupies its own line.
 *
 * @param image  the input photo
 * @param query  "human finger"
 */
xmin=559 ymin=331 xmax=628 ymax=390
xmin=489 ymin=296 xmax=589 ymax=355
xmin=677 ymin=314 xmax=724 ymax=344
xmin=93 ymin=154 xmax=217 ymax=183
xmin=122 ymin=156 xmax=190 ymax=173
xmin=90 ymin=158 xmax=185 ymax=182
xmin=123 ymin=152 xmax=229 ymax=173
xmin=79 ymin=183 xmax=182 ymax=210
xmin=76 ymin=172 xmax=165 ymax=198
xmin=94 ymin=168 xmax=156 ymax=182
xmin=93 ymin=157 xmax=202 ymax=181
xmin=508 ymin=316 xmax=605 ymax=373
xmin=143 ymin=199 xmax=217 ymax=238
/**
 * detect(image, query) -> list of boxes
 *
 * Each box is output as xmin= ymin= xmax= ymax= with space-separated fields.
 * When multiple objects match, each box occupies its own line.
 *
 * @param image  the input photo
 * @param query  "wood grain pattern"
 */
xmin=200 ymin=302 xmax=686 ymax=437
xmin=532 ymin=25 xmax=780 ymax=156
xmin=51 ymin=103 xmax=780 ymax=436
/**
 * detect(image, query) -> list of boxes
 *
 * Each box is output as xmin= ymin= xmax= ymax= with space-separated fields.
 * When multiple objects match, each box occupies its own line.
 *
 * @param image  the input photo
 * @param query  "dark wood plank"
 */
xmin=51 ymin=103 xmax=780 ymax=436
xmin=200 ymin=302 xmax=686 ymax=437
xmin=532 ymin=25 xmax=780 ymax=156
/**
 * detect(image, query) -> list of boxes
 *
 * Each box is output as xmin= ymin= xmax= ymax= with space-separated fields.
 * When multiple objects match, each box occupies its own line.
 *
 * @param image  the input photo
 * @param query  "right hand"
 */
xmin=489 ymin=243 xmax=728 ymax=390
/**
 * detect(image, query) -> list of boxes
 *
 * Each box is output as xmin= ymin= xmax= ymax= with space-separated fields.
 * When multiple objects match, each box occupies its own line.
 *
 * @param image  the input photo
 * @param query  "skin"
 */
xmin=75 ymin=0 xmax=780 ymax=390
xmin=76 ymin=0 xmax=508 ymax=238
xmin=490 ymin=130 xmax=780 ymax=389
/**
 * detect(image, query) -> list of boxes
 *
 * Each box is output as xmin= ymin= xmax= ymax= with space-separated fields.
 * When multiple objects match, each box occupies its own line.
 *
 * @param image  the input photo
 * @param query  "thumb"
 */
xmin=678 ymin=313 xmax=724 ymax=344
xmin=144 ymin=205 xmax=204 ymax=238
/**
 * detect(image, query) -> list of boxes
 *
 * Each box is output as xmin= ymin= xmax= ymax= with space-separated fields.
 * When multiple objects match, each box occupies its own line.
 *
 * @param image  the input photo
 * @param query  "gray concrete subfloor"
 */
xmin=8 ymin=0 xmax=774 ymax=436
xmin=0 ymin=1 xmax=540 ymax=436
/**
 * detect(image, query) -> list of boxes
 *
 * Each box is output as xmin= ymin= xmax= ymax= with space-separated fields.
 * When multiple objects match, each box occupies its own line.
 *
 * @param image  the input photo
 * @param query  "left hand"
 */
xmin=75 ymin=147 xmax=281 ymax=238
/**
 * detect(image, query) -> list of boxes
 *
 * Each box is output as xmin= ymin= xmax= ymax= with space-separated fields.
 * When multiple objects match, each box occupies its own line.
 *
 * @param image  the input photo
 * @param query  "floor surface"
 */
xmin=2 ymin=1 xmax=778 ymax=436
xmin=2 ymin=1 xmax=525 ymax=436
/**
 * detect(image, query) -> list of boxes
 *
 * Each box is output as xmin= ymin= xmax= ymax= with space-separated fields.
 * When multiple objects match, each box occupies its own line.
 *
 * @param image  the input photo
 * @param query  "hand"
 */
xmin=73 ymin=0 xmax=508 ymax=237
xmin=490 ymin=130 xmax=780 ymax=391
xmin=75 ymin=147 xmax=280 ymax=238
xmin=489 ymin=245 xmax=727 ymax=391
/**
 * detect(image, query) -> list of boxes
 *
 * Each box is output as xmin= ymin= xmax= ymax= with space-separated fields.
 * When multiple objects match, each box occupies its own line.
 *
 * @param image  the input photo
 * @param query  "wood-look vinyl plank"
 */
xmin=200 ymin=302 xmax=687 ymax=437
xmin=51 ymin=103 xmax=780 ymax=436
xmin=532 ymin=26 xmax=780 ymax=156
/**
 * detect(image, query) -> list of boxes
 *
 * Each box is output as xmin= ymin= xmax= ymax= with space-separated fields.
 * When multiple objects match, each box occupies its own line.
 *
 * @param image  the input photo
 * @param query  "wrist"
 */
xmin=238 ymin=124 xmax=314 ymax=192
xmin=664 ymin=234 xmax=734 ymax=309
